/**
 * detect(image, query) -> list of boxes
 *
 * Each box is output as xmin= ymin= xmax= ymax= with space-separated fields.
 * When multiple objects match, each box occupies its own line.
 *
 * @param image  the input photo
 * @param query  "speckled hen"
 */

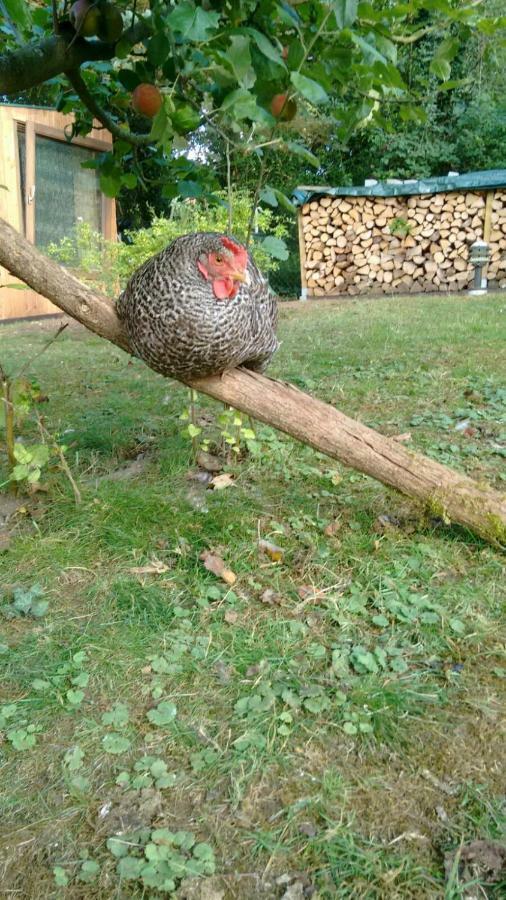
xmin=117 ymin=232 xmax=279 ymax=380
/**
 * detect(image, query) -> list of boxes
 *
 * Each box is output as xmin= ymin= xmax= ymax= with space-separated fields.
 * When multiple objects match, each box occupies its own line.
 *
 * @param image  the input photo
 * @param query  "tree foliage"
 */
xmin=2 ymin=0 xmax=504 ymax=227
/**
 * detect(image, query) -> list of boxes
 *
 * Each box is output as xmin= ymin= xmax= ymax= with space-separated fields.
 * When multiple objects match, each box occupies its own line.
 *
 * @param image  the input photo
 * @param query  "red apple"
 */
xmin=132 ymin=84 xmax=163 ymax=119
xmin=270 ymin=93 xmax=297 ymax=121
xmin=70 ymin=0 xmax=101 ymax=37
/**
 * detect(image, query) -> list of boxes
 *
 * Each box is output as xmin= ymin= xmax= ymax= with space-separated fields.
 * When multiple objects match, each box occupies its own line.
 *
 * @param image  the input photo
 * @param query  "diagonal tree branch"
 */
xmin=0 ymin=216 xmax=505 ymax=547
xmin=66 ymin=69 xmax=153 ymax=146
xmin=0 ymin=17 xmax=152 ymax=95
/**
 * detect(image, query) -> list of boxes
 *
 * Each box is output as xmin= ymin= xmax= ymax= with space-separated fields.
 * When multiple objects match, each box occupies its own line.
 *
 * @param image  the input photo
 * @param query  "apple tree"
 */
xmin=1 ymin=0 xmax=503 ymax=238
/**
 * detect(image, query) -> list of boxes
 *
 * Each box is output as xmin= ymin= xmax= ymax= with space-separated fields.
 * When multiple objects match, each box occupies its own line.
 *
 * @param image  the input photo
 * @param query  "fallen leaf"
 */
xmin=258 ymin=539 xmax=284 ymax=562
xmin=200 ymin=550 xmax=236 ymax=585
xmin=214 ymin=661 xmax=234 ymax=683
xmin=297 ymin=585 xmax=326 ymax=603
xmin=260 ymin=588 xmax=283 ymax=605
xmin=128 ymin=558 xmax=170 ymax=576
xmin=373 ymin=514 xmax=399 ymax=533
xmin=246 ymin=663 xmax=262 ymax=677
xmin=210 ymin=473 xmax=235 ymax=490
xmin=420 ymin=768 xmax=459 ymax=796
xmin=187 ymin=469 xmax=213 ymax=485
xmin=281 ymin=882 xmax=305 ymax=900
xmin=178 ymin=876 xmax=225 ymax=900
xmin=323 ymin=519 xmax=342 ymax=537
xmin=392 ymin=432 xmax=412 ymax=443
xmin=196 ymin=450 xmax=223 ymax=472
xmin=224 ymin=609 xmax=239 ymax=624
xmin=27 ymin=482 xmax=49 ymax=494
xmin=298 ymin=821 xmax=318 ymax=837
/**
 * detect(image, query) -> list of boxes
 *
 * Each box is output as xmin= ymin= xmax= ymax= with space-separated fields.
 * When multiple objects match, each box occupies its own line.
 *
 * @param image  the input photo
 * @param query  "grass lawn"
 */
xmin=0 ymin=293 xmax=505 ymax=899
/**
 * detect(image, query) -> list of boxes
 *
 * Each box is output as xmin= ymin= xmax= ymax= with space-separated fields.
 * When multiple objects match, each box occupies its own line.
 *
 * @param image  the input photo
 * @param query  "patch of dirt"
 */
xmin=176 ymin=873 xmax=314 ymax=900
xmin=444 ymin=839 xmax=506 ymax=891
xmin=90 ymin=453 xmax=149 ymax=484
xmin=96 ymin=786 xmax=163 ymax=835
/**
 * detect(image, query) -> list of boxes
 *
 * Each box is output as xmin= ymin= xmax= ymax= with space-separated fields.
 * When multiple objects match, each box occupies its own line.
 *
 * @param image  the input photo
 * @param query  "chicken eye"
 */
xmin=214 ymin=254 xmax=223 ymax=263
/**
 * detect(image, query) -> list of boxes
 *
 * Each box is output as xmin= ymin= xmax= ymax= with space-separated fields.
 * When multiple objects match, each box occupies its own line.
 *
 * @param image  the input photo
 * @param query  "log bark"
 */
xmin=0 ymin=216 xmax=505 ymax=546
xmin=0 ymin=19 xmax=152 ymax=95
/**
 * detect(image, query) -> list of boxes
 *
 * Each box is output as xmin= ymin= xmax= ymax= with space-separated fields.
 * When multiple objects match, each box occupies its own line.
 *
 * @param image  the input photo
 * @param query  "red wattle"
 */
xmin=212 ymin=277 xmax=238 ymax=300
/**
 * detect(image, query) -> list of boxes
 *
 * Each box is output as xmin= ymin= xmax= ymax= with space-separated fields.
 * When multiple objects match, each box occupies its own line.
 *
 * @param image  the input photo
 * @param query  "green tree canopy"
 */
xmin=2 ymin=0 xmax=504 ymax=230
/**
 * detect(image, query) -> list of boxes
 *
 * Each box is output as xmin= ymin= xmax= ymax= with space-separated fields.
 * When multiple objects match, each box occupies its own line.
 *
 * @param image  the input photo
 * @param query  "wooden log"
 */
xmin=0 ymin=216 xmax=505 ymax=544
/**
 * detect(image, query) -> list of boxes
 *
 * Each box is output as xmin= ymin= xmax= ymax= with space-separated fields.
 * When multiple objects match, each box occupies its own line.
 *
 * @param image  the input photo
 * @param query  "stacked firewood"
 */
xmin=487 ymin=190 xmax=506 ymax=288
xmin=300 ymin=190 xmax=506 ymax=296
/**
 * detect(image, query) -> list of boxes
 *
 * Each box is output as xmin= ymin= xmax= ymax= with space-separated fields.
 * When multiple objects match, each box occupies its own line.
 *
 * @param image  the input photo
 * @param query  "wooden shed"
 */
xmin=0 ymin=104 xmax=116 ymax=320
xmin=295 ymin=171 xmax=506 ymax=298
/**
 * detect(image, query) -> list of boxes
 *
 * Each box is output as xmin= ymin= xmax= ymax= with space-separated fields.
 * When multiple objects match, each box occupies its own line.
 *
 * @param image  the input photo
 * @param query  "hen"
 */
xmin=117 ymin=232 xmax=279 ymax=380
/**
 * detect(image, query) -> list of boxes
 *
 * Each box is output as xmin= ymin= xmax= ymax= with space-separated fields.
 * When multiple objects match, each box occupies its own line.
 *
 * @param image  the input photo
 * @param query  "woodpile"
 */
xmin=300 ymin=189 xmax=506 ymax=296
xmin=487 ymin=190 xmax=506 ymax=288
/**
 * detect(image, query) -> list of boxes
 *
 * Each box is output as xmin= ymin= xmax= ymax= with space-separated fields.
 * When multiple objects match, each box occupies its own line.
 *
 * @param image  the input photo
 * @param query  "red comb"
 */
xmin=221 ymin=236 xmax=248 ymax=268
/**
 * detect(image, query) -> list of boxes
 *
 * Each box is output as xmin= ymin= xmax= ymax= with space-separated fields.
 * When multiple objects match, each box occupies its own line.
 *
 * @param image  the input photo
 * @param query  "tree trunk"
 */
xmin=0 ymin=217 xmax=504 ymax=546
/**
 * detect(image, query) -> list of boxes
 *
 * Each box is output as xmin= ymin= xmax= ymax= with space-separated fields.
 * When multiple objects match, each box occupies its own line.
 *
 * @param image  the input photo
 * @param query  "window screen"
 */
xmin=17 ymin=127 xmax=26 ymax=233
xmin=34 ymin=136 xmax=102 ymax=250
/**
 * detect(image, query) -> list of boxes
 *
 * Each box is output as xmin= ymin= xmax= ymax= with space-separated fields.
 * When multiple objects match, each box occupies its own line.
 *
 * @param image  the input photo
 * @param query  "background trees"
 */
xmin=1 ymin=0 xmax=505 ymax=293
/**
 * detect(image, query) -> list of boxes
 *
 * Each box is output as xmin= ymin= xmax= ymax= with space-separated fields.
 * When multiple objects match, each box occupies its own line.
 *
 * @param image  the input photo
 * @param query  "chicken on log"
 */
xmin=0 ymin=216 xmax=504 ymax=547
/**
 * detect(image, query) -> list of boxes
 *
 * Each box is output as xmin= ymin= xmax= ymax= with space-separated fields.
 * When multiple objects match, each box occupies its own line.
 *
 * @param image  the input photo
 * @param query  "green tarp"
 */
xmin=293 ymin=169 xmax=506 ymax=206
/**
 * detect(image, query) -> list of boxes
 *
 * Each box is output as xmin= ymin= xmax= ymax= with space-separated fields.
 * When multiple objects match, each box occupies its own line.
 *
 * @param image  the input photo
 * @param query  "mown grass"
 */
xmin=0 ymin=293 xmax=505 ymax=899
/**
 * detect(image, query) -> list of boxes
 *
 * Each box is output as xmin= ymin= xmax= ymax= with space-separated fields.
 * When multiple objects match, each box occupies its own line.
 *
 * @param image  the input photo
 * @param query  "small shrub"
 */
xmin=47 ymin=191 xmax=289 ymax=297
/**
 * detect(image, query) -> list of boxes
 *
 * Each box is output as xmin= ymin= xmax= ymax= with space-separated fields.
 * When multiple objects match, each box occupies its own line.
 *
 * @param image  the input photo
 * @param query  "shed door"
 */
xmin=18 ymin=127 xmax=103 ymax=250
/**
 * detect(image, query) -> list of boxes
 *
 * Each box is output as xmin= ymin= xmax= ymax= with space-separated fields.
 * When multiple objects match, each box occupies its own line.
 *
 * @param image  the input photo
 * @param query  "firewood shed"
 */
xmin=294 ymin=170 xmax=506 ymax=299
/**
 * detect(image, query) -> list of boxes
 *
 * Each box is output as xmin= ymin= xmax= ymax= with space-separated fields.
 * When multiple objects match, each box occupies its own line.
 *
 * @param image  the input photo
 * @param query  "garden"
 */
xmin=1 ymin=1 xmax=506 ymax=897
xmin=1 ymin=293 xmax=505 ymax=897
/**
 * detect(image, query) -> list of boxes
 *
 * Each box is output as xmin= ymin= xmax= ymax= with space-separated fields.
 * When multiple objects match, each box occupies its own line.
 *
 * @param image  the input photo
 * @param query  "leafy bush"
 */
xmin=47 ymin=192 xmax=289 ymax=298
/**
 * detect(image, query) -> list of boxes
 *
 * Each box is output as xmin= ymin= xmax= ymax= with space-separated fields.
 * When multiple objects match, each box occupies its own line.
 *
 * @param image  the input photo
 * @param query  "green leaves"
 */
xmin=102 ymin=733 xmax=132 ymax=754
xmin=63 ymin=746 xmax=85 ymax=771
xmin=227 ymin=36 xmax=256 ymax=90
xmin=220 ymin=88 xmax=265 ymax=122
xmin=117 ymin=856 xmax=144 ymax=880
xmin=101 ymin=702 xmax=130 ymax=728
xmin=66 ymin=688 xmax=85 ymax=707
xmin=333 ymin=0 xmax=358 ymax=29
xmin=429 ymin=58 xmax=451 ymax=81
xmin=285 ymin=141 xmax=320 ymax=169
xmin=171 ymin=104 xmax=201 ymax=135
xmin=2 ymin=583 xmax=48 ymax=619
xmin=2 ymin=0 xmax=31 ymax=30
xmin=258 ymin=236 xmax=289 ymax=261
xmin=11 ymin=442 xmax=50 ymax=484
xmin=167 ymin=2 xmax=220 ymax=42
xmin=430 ymin=36 xmax=460 ymax=80
xmin=109 ymin=827 xmax=215 ymax=890
xmin=260 ymin=186 xmax=297 ymax=214
xmin=146 ymin=701 xmax=177 ymax=726
xmin=248 ymin=29 xmax=286 ymax=68
xmin=290 ymin=72 xmax=329 ymax=105
xmin=53 ymin=867 xmax=69 ymax=887
xmin=147 ymin=33 xmax=171 ymax=67
xmin=78 ymin=860 xmax=100 ymax=884
xmin=7 ymin=727 xmax=37 ymax=751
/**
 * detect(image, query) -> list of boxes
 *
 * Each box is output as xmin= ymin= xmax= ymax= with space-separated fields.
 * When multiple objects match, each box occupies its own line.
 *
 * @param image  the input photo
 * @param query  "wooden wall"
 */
xmin=0 ymin=105 xmax=116 ymax=321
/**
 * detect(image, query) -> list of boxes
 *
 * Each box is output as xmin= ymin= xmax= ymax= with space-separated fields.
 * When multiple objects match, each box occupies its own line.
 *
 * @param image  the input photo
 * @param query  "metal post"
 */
xmin=468 ymin=240 xmax=490 ymax=296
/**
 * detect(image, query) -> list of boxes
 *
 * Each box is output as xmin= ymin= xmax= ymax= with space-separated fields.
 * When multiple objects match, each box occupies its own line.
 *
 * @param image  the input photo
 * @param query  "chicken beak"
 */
xmin=231 ymin=270 xmax=250 ymax=285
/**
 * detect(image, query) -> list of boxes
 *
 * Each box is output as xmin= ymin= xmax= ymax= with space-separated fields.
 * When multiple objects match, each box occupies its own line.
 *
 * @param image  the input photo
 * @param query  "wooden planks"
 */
xmin=0 ymin=104 xmax=116 ymax=320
